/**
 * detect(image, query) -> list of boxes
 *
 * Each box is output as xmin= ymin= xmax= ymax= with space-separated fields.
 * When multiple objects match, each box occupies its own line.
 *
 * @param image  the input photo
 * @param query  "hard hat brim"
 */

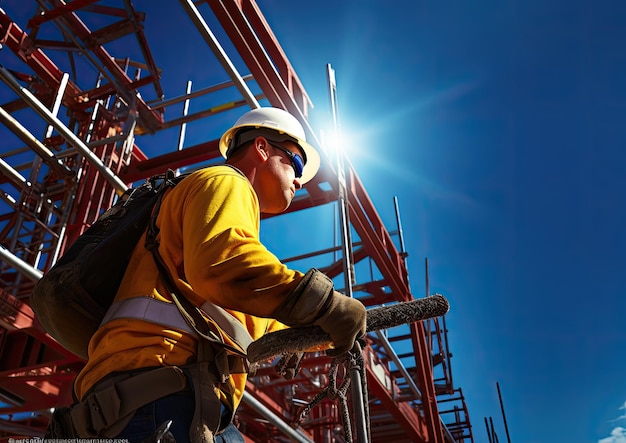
xmin=219 ymin=124 xmax=320 ymax=184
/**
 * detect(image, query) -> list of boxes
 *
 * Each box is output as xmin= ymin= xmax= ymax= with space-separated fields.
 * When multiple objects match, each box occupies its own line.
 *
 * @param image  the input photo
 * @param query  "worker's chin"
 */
xmin=262 ymin=199 xmax=291 ymax=215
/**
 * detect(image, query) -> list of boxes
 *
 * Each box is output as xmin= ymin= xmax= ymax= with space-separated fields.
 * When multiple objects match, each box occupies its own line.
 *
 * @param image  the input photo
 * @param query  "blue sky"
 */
xmin=255 ymin=1 xmax=626 ymax=441
xmin=2 ymin=1 xmax=625 ymax=441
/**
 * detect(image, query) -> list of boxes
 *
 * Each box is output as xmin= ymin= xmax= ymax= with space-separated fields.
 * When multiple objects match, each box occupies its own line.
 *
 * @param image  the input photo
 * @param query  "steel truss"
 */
xmin=0 ymin=1 xmax=473 ymax=441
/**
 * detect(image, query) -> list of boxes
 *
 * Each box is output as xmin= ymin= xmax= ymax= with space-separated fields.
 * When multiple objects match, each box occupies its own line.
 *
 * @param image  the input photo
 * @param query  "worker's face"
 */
xmin=257 ymin=138 xmax=303 ymax=214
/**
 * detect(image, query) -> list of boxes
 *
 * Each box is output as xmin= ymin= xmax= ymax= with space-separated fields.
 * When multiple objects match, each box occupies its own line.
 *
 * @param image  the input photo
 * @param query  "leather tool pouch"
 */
xmin=187 ymin=341 xmax=237 ymax=442
xmin=44 ymin=406 xmax=78 ymax=438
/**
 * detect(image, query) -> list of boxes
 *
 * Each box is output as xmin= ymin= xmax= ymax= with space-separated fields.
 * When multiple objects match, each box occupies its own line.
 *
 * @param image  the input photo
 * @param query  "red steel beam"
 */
xmin=27 ymin=0 xmax=101 ymax=27
xmin=206 ymin=0 xmax=314 ymax=140
xmin=410 ymin=320 xmax=446 ymax=442
xmin=366 ymin=364 xmax=427 ymax=442
xmin=238 ymin=0 xmax=313 ymax=116
xmin=36 ymin=0 xmax=163 ymax=132
xmin=345 ymin=166 xmax=412 ymax=303
xmin=29 ymin=1 xmax=161 ymax=100
xmin=0 ymin=289 xmax=83 ymax=420
xmin=121 ymin=139 xmax=221 ymax=182
xmin=0 ymin=288 xmax=78 ymax=358
xmin=0 ymin=11 xmax=83 ymax=108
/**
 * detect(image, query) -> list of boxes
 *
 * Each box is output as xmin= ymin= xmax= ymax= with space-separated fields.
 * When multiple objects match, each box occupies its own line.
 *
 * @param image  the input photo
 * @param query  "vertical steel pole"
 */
xmin=176 ymin=80 xmax=193 ymax=176
xmin=485 ymin=417 xmax=493 ymax=443
xmin=178 ymin=80 xmax=193 ymax=153
xmin=33 ymin=72 xmax=70 ymax=269
xmin=327 ymin=64 xmax=355 ymax=294
xmin=327 ymin=63 xmax=368 ymax=442
xmin=489 ymin=416 xmax=499 ymax=442
xmin=497 ymin=382 xmax=512 ymax=443
xmin=393 ymin=196 xmax=407 ymax=261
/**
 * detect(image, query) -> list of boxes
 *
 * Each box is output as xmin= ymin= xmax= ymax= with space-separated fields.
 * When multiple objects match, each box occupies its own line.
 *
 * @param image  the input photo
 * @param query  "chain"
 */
xmin=297 ymin=344 xmax=370 ymax=442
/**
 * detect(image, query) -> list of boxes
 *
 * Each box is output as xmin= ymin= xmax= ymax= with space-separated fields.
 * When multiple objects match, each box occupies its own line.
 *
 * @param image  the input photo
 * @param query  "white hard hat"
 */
xmin=219 ymin=107 xmax=321 ymax=184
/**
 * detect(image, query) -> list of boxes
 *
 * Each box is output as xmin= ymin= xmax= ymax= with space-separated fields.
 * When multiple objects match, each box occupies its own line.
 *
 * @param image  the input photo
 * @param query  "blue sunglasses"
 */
xmin=267 ymin=141 xmax=305 ymax=178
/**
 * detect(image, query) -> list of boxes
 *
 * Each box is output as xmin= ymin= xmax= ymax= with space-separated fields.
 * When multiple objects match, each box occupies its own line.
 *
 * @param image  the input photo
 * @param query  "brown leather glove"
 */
xmin=272 ymin=269 xmax=367 ymax=356
xmin=314 ymin=291 xmax=367 ymax=356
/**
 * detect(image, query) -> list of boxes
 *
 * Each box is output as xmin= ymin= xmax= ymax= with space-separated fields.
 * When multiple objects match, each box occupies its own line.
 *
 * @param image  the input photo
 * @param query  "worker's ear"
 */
xmin=253 ymin=136 xmax=270 ymax=163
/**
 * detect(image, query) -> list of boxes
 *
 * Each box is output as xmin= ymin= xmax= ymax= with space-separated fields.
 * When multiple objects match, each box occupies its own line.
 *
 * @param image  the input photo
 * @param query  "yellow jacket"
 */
xmin=74 ymin=165 xmax=303 ymax=410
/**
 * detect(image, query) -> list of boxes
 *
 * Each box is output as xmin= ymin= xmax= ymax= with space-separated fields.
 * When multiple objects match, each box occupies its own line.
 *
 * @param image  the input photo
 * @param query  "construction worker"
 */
xmin=62 ymin=107 xmax=367 ymax=442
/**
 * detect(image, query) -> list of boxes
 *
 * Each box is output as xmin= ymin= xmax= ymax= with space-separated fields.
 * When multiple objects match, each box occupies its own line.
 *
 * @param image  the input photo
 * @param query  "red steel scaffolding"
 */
xmin=0 ymin=1 xmax=473 ymax=441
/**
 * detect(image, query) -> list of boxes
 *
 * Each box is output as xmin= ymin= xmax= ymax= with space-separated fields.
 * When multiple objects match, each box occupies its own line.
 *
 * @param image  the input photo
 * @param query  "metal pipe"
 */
xmin=179 ymin=0 xmax=260 ymax=109
xmin=372 ymin=330 xmax=455 ymax=442
xmin=497 ymin=382 xmax=512 ymax=443
xmin=1 ymin=191 xmax=17 ymax=207
xmin=0 ymin=246 xmax=43 ymax=282
xmin=425 ymin=258 xmax=433 ymax=368
xmin=175 ymin=80 xmax=193 ymax=176
xmin=241 ymin=392 xmax=313 ymax=443
xmin=44 ymin=72 xmax=69 ymax=139
xmin=0 ymin=106 xmax=72 ymax=178
xmin=327 ymin=63 xmax=368 ymax=442
xmin=86 ymin=133 xmax=131 ymax=148
xmin=327 ymin=64 xmax=355 ymax=292
xmin=0 ymin=65 xmax=128 ymax=192
xmin=489 ymin=416 xmax=498 ymax=442
xmin=51 ymin=102 xmax=100 ymax=267
xmin=149 ymin=75 xmax=254 ymax=110
xmin=442 ymin=419 xmax=456 ymax=442
xmin=177 ymin=80 xmax=192 ymax=153
xmin=160 ymin=97 xmax=258 ymax=130
xmin=0 ymin=158 xmax=29 ymax=190
xmin=374 ymin=330 xmax=422 ymax=400
xmin=393 ymin=196 xmax=407 ymax=258
xmin=349 ymin=344 xmax=370 ymax=442
xmin=485 ymin=417 xmax=493 ymax=443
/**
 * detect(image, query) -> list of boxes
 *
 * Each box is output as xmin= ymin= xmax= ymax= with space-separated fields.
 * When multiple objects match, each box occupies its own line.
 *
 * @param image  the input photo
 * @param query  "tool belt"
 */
xmin=46 ymin=366 xmax=187 ymax=438
xmin=46 ymin=346 xmax=235 ymax=441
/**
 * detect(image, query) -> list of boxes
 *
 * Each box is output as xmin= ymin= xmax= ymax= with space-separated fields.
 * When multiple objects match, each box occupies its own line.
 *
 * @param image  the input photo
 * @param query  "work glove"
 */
xmin=272 ymin=269 xmax=367 ymax=356
xmin=314 ymin=291 xmax=367 ymax=356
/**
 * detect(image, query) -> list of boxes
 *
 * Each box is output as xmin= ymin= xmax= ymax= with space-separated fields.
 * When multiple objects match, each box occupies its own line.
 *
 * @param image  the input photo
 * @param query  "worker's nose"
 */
xmin=294 ymin=178 xmax=302 ymax=190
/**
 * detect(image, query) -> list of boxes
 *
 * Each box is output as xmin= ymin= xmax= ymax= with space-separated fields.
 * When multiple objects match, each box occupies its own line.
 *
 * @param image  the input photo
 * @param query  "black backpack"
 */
xmin=30 ymin=170 xmax=187 ymax=359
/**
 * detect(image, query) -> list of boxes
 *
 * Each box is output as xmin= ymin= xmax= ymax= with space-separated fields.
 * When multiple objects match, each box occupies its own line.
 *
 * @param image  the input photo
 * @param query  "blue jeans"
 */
xmin=115 ymin=387 xmax=244 ymax=443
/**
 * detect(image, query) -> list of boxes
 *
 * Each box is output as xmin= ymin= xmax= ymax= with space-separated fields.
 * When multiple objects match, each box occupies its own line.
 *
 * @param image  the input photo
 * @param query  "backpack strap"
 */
xmin=199 ymin=301 xmax=253 ymax=351
xmin=144 ymin=170 xmax=250 ymax=373
xmin=150 ymin=244 xmax=249 ymax=374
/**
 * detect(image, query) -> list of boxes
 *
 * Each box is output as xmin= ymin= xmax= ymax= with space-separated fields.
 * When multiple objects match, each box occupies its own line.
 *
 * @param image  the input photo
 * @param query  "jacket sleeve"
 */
xmin=160 ymin=168 xmax=303 ymax=318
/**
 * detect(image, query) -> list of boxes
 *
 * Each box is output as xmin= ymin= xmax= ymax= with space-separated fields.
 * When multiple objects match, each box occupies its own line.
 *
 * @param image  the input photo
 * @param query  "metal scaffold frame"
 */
xmin=0 ymin=1 xmax=473 ymax=441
